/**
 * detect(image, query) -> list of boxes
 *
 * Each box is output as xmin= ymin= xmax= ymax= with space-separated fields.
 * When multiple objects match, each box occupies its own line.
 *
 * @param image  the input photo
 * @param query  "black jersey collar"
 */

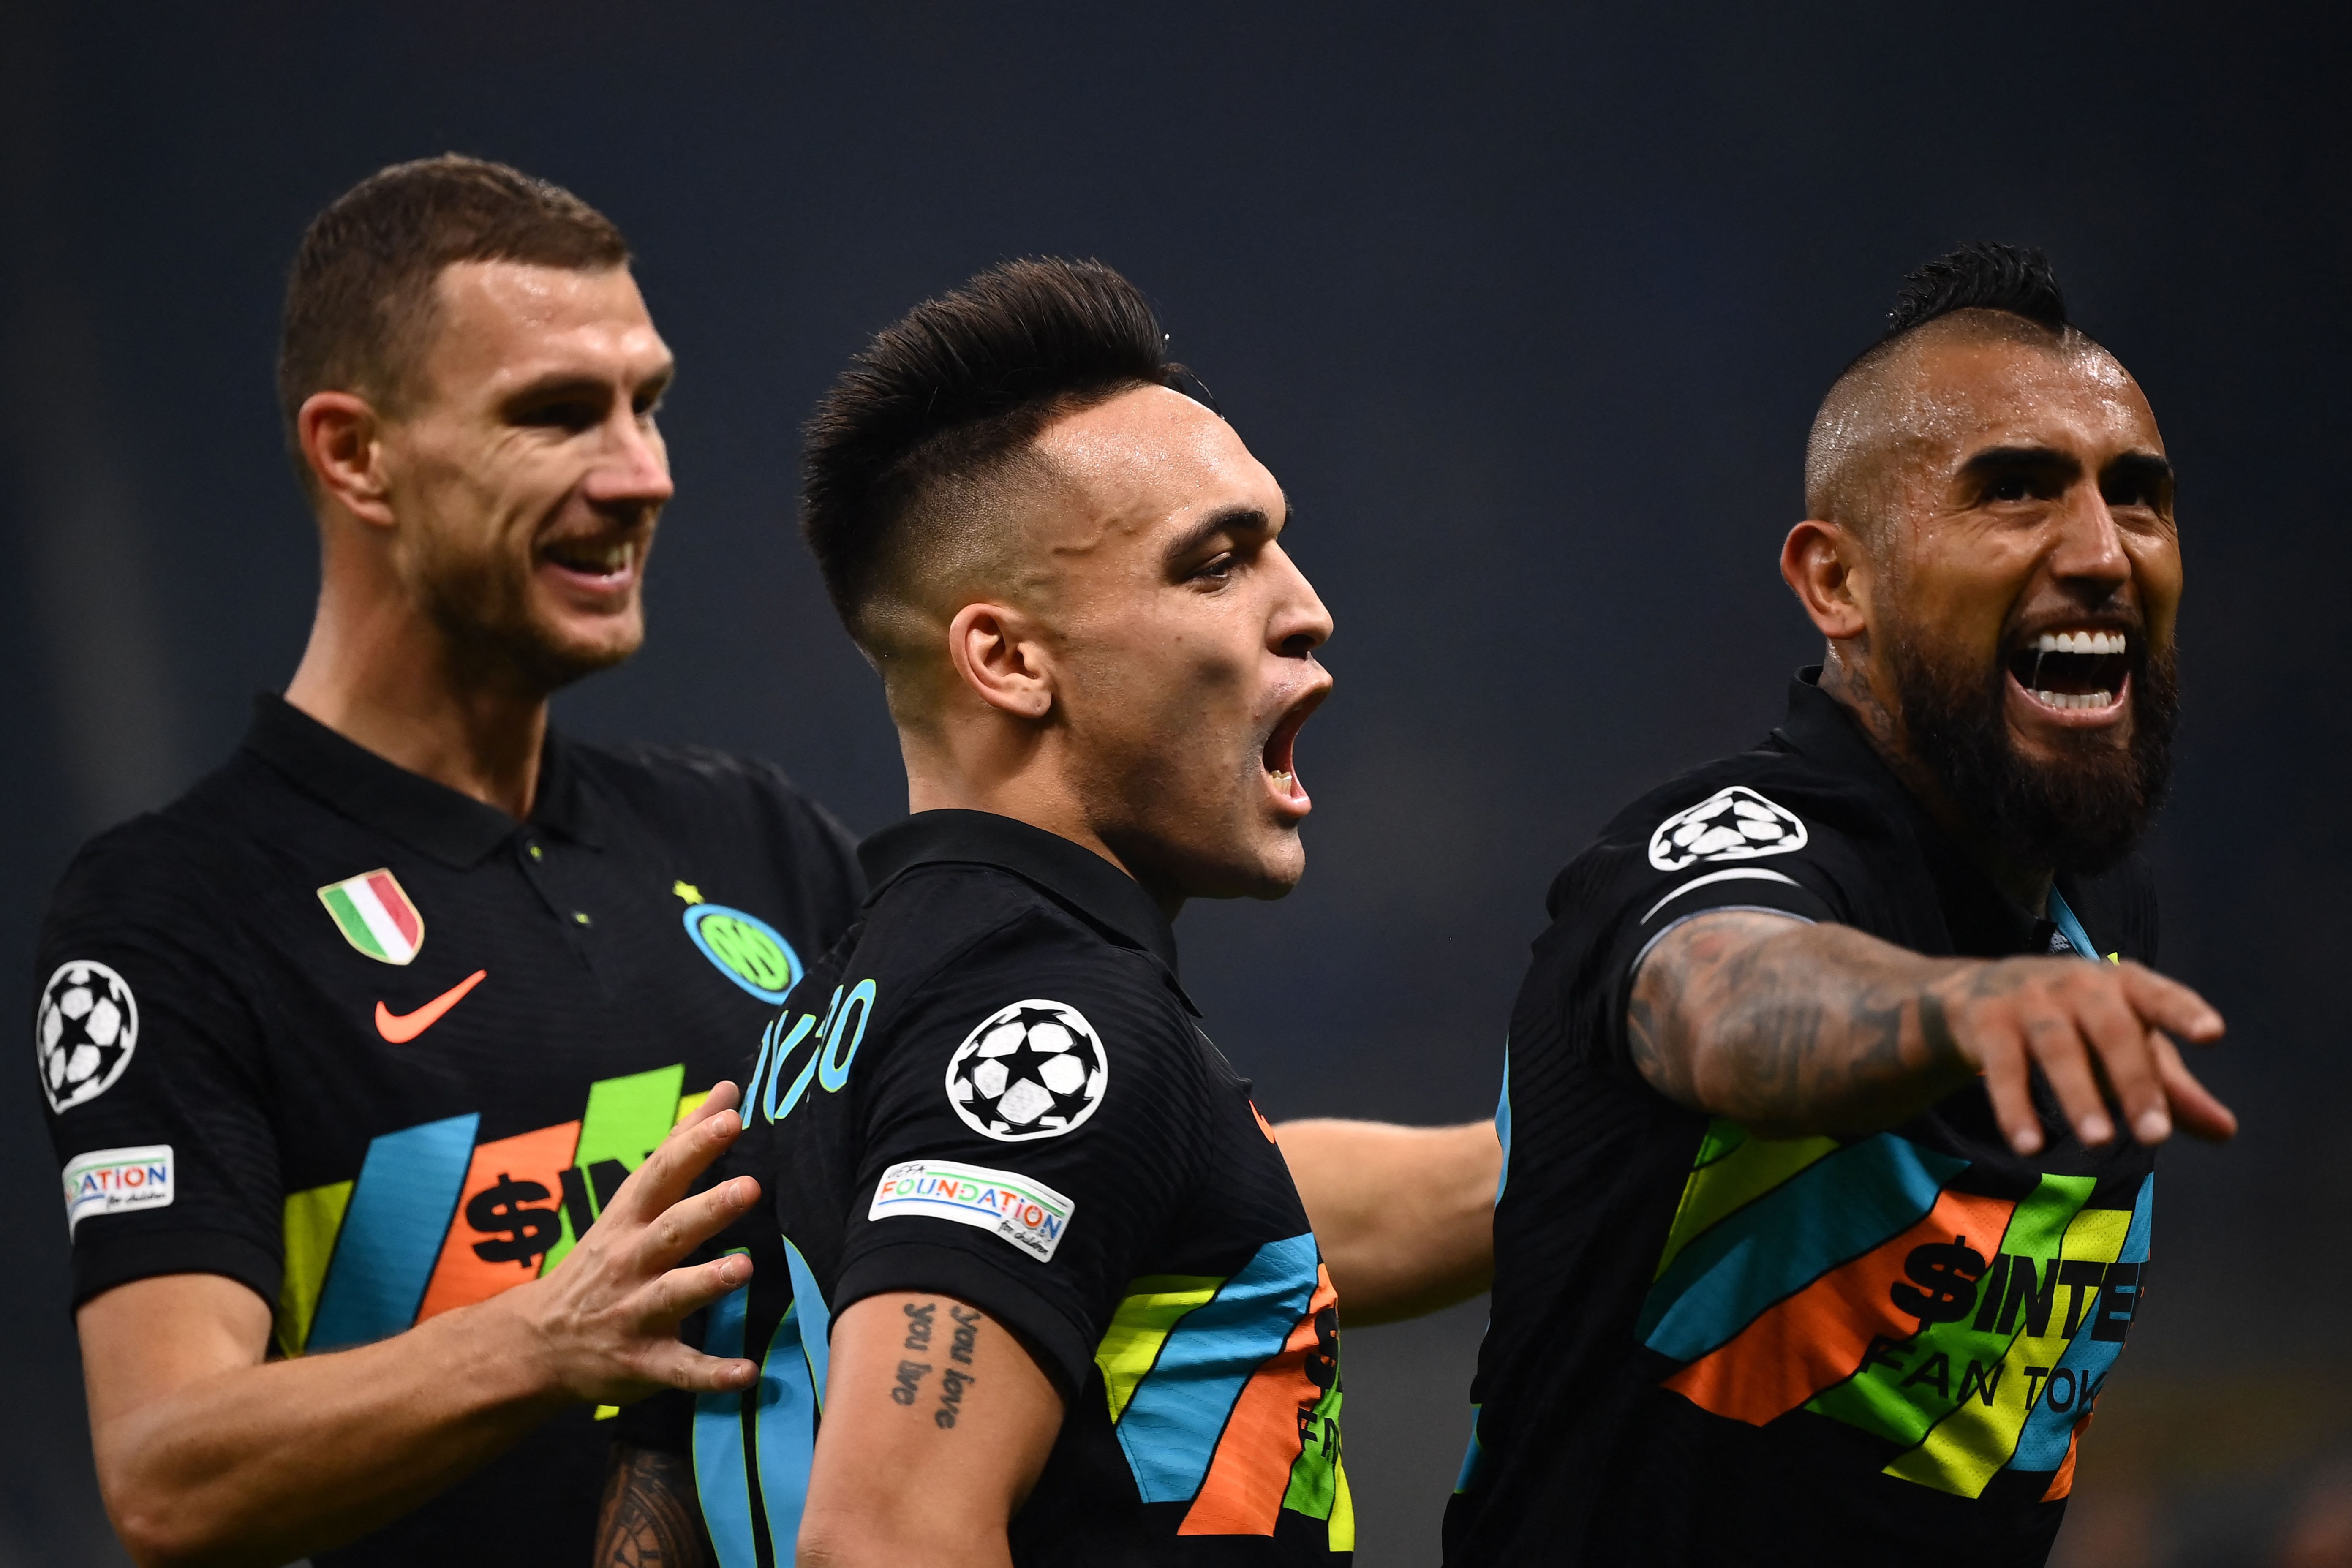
xmin=1774 ymin=669 xmax=2049 ymax=953
xmin=241 ymin=694 xmax=604 ymax=868
xmin=858 ymin=809 xmax=1182 ymax=977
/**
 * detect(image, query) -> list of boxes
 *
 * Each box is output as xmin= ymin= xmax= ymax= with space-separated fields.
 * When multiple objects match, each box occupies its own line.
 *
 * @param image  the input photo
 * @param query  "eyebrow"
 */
xmin=1162 ymin=500 xmax=1289 ymax=569
xmin=2101 ymin=450 xmax=2176 ymax=491
xmin=499 ymin=363 xmax=675 ymax=414
xmin=1956 ymin=445 xmax=2082 ymax=486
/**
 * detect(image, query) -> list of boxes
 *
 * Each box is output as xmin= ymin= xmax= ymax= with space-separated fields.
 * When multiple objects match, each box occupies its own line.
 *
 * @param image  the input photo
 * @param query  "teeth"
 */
xmin=1269 ymin=770 xmax=1294 ymax=786
xmin=2030 ymin=689 xmax=2116 ymax=711
xmin=2033 ymin=630 xmax=2127 ymax=655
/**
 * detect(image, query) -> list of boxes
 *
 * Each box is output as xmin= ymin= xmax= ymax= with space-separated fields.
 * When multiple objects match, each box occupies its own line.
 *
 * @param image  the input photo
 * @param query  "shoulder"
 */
xmin=568 ymin=739 xmax=859 ymax=859
xmin=47 ymin=798 xmax=254 ymax=934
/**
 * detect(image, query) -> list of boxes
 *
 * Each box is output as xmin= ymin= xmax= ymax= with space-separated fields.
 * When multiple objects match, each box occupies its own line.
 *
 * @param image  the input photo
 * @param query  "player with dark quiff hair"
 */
xmin=1442 ymin=242 xmax=2235 ymax=1566
xmin=34 ymin=155 xmax=866 ymax=1567
xmin=596 ymin=256 xmax=1500 ymax=1568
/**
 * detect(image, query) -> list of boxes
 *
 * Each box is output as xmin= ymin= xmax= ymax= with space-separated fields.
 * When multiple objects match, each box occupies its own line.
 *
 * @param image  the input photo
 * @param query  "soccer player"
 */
xmin=33 ymin=157 xmax=860 ymax=1567
xmin=596 ymin=258 xmax=1495 ymax=1567
xmin=1442 ymin=244 xmax=2237 ymax=1566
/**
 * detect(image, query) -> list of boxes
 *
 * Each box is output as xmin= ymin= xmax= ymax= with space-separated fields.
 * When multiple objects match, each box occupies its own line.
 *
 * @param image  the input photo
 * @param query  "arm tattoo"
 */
xmin=1633 ymin=912 xmax=1968 ymax=1135
xmin=887 ymin=1298 xmax=985 ymax=1429
xmin=594 ymin=1446 xmax=711 ymax=1568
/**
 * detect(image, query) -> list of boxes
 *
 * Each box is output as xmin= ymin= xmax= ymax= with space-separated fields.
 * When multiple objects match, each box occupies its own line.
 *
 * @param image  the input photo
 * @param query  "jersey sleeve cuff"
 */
xmin=1628 ymin=868 xmax=1835 ymax=963
xmin=833 ymin=1240 xmax=1096 ymax=1405
xmin=70 ymin=1226 xmax=280 ymax=1315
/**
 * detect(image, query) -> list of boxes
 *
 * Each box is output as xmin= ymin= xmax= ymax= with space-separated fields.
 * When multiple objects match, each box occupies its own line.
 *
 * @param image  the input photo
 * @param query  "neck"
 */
xmin=285 ymin=573 xmax=550 ymax=821
xmin=899 ymin=724 xmax=1184 ymax=920
xmin=1818 ymin=650 xmax=2055 ymax=916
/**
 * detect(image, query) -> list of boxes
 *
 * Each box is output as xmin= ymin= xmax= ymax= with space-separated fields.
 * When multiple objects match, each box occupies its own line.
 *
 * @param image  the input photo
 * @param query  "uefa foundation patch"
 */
xmin=319 ymin=869 xmax=425 ymax=964
xmin=869 ymin=1159 xmax=1075 ymax=1262
xmin=63 ymin=1145 xmax=174 ymax=1232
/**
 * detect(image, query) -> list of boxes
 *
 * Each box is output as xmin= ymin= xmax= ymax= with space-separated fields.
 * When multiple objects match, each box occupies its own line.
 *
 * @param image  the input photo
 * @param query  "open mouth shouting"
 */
xmin=2005 ymin=625 xmax=2133 ymax=724
xmin=1260 ymin=691 xmax=1322 ymax=818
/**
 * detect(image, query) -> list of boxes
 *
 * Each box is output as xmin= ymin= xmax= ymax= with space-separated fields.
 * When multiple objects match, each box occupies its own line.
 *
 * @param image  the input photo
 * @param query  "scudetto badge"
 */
xmin=945 ymin=999 xmax=1108 ymax=1142
xmin=1647 ymin=786 xmax=1809 ymax=871
xmin=37 ymin=960 xmax=140 ymax=1113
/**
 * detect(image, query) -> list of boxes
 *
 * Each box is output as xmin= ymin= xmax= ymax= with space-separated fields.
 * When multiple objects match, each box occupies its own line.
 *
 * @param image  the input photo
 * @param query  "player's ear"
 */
xmin=300 ymin=391 xmax=396 ymax=528
xmin=946 ymin=601 xmax=1055 ymax=720
xmin=1780 ymin=519 xmax=1870 ymax=642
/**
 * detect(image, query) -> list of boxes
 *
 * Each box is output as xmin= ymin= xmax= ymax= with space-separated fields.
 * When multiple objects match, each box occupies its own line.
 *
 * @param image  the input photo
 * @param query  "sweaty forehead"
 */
xmin=1031 ymin=384 xmax=1279 ymax=543
xmin=1895 ymin=331 xmax=2162 ymax=466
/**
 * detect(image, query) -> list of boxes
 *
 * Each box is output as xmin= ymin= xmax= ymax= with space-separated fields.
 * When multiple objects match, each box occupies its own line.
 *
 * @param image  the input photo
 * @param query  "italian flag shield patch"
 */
xmin=317 ymin=869 xmax=425 ymax=965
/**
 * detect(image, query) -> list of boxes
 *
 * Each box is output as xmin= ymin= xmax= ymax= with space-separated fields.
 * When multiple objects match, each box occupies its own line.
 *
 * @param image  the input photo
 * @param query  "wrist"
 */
xmin=453 ymin=1279 xmax=579 ymax=1413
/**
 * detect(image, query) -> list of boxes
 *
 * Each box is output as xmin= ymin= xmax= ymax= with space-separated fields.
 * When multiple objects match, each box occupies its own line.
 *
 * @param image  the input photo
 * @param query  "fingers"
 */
xmin=643 ymin=1342 xmax=760 ymax=1395
xmin=2150 ymin=1031 xmax=2239 ymax=1142
xmin=2118 ymin=964 xmax=2225 ymax=1044
xmin=2073 ymin=983 xmax=2169 ymax=1144
xmin=2016 ymin=1007 xmax=2114 ymax=1149
xmin=645 ymin=1250 xmax=756 ymax=1326
xmin=678 ymin=1080 xmax=742 ymax=1132
xmin=632 ymin=1173 xmax=763 ymax=1274
xmin=599 ymin=1102 xmax=746 ymax=1226
xmin=1974 ymin=1030 xmax=2044 ymax=1157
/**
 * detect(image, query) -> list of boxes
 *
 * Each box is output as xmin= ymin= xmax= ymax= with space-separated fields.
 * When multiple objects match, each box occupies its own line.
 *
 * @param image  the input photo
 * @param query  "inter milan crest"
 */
xmin=36 ymin=960 xmax=140 ymax=1114
xmin=1647 ymin=786 xmax=1808 ymax=871
xmin=944 ymin=999 xmax=1109 ymax=1142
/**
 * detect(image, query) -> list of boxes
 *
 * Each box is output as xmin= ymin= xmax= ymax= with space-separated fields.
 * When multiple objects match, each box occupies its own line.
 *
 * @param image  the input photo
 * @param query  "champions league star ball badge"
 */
xmin=36 ymin=961 xmax=140 ymax=1114
xmin=1647 ymin=786 xmax=1808 ymax=871
xmin=945 ymin=999 xmax=1108 ymax=1142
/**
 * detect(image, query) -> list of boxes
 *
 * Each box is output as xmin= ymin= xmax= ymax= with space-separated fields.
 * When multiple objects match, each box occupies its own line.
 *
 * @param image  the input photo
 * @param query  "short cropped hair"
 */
xmin=801 ymin=257 xmax=1191 ymax=660
xmin=277 ymin=154 xmax=629 ymax=489
xmin=1805 ymin=242 xmax=2091 ymax=528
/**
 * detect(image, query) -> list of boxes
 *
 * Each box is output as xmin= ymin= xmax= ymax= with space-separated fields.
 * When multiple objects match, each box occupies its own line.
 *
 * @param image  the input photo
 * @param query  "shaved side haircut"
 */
xmin=278 ymin=154 xmax=629 ymax=495
xmin=800 ymin=258 xmax=1195 ymax=701
xmin=1805 ymin=242 xmax=2102 ymax=540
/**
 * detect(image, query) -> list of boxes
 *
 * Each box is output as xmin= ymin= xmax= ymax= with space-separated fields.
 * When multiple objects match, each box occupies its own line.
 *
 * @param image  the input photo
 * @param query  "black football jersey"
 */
xmin=1443 ymin=673 xmax=2159 ymax=1568
xmin=687 ymin=810 xmax=1353 ymax=1567
xmin=35 ymin=695 xmax=862 ymax=1568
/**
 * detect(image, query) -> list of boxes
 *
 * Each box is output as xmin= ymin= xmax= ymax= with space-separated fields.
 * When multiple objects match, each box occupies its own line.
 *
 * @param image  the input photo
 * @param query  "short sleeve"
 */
xmin=1560 ymin=779 xmax=1852 ymax=1075
xmin=826 ymin=917 xmax=1210 ymax=1400
xmin=36 ymin=830 xmax=284 ymax=1311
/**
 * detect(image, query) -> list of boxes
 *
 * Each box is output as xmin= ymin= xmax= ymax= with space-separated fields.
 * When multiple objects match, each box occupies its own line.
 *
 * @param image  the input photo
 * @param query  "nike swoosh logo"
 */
xmin=376 ymin=969 xmax=488 ymax=1043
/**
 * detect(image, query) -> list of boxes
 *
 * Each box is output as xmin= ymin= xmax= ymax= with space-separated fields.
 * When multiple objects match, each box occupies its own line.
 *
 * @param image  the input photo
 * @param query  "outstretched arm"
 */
xmin=1630 ymin=911 xmax=2236 ymax=1152
xmin=1275 ymin=1119 xmax=1498 ymax=1323
xmin=77 ymin=1087 xmax=760 ymax=1568
xmin=797 ymin=1293 xmax=1063 ymax=1568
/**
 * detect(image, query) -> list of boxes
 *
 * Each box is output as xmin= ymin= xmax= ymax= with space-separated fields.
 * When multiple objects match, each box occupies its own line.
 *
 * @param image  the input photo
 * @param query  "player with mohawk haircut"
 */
xmin=1443 ymin=243 xmax=2234 ymax=1566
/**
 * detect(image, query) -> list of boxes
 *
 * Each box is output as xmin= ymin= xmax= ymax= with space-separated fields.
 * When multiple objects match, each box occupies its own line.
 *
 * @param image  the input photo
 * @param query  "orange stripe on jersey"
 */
xmin=1179 ymin=1264 xmax=1339 ymax=1536
xmin=1665 ymin=1188 xmax=2013 ymax=1426
xmin=415 ymin=1121 xmax=581 ymax=1322
xmin=2042 ymin=1415 xmax=2089 ymax=1501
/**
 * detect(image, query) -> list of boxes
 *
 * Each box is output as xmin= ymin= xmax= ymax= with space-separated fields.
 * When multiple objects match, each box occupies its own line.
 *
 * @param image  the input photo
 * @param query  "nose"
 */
xmin=584 ymin=401 xmax=674 ymax=510
xmin=2050 ymin=482 xmax=2131 ymax=598
xmin=1269 ymin=543 xmax=1334 ymax=658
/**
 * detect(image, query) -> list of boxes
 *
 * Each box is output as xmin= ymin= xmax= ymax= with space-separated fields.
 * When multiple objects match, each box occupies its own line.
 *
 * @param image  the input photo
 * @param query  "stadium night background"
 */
xmin=3 ymin=4 xmax=2345 ymax=1563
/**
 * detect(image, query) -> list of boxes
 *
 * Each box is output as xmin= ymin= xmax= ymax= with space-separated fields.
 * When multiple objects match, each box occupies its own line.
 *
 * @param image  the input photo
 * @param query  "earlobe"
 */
xmin=299 ymin=392 xmax=394 ymax=526
xmin=1780 ymin=520 xmax=1869 ymax=642
xmin=946 ymin=602 xmax=1054 ymax=720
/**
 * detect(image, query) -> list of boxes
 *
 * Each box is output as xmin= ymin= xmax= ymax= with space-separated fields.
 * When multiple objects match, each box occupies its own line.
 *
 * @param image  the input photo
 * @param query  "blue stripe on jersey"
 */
xmin=694 ymin=1274 xmax=757 ymax=1568
xmin=2008 ymin=1173 xmax=2155 ymax=1470
xmin=754 ymin=1300 xmax=820 ymax=1557
xmin=1115 ymin=1231 xmax=1321 ymax=1504
xmin=784 ymin=1234 xmax=831 ymax=1402
xmin=308 ymin=1112 xmax=478 ymax=1351
xmin=2048 ymin=887 xmax=2101 ymax=963
xmin=1494 ymin=1046 xmax=1513 ymax=1202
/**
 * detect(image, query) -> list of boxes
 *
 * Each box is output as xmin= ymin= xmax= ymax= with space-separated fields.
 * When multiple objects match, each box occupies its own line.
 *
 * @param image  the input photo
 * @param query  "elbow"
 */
xmin=98 ymin=1464 xmax=246 ymax=1568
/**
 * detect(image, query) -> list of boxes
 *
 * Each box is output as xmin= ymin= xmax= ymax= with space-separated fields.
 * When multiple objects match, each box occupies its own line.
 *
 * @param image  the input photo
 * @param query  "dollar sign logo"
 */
xmin=467 ymin=1173 xmax=561 ymax=1268
xmin=1889 ymin=1234 xmax=1988 ymax=1325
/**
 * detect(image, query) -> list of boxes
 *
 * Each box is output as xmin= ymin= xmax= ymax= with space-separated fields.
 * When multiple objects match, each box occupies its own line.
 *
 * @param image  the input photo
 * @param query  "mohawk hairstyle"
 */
xmin=801 ymin=257 xmax=1190 ymax=649
xmin=1879 ymin=240 xmax=2070 ymax=347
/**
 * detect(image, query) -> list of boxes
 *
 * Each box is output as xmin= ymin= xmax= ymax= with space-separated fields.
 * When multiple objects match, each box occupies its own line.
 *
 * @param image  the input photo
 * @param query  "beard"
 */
xmin=412 ymin=534 xmax=640 ymax=696
xmin=1883 ymin=626 xmax=2179 ymax=876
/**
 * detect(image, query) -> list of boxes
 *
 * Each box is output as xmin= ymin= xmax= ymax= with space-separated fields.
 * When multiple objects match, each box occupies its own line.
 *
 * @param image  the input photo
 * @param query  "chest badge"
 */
xmin=675 ymin=882 xmax=802 ymax=1004
xmin=318 ymin=869 xmax=426 ymax=965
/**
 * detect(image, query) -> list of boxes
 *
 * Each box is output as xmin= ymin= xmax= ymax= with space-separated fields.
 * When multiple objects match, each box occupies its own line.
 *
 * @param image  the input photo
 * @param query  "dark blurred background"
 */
xmin=3 ymin=4 xmax=2345 ymax=1563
